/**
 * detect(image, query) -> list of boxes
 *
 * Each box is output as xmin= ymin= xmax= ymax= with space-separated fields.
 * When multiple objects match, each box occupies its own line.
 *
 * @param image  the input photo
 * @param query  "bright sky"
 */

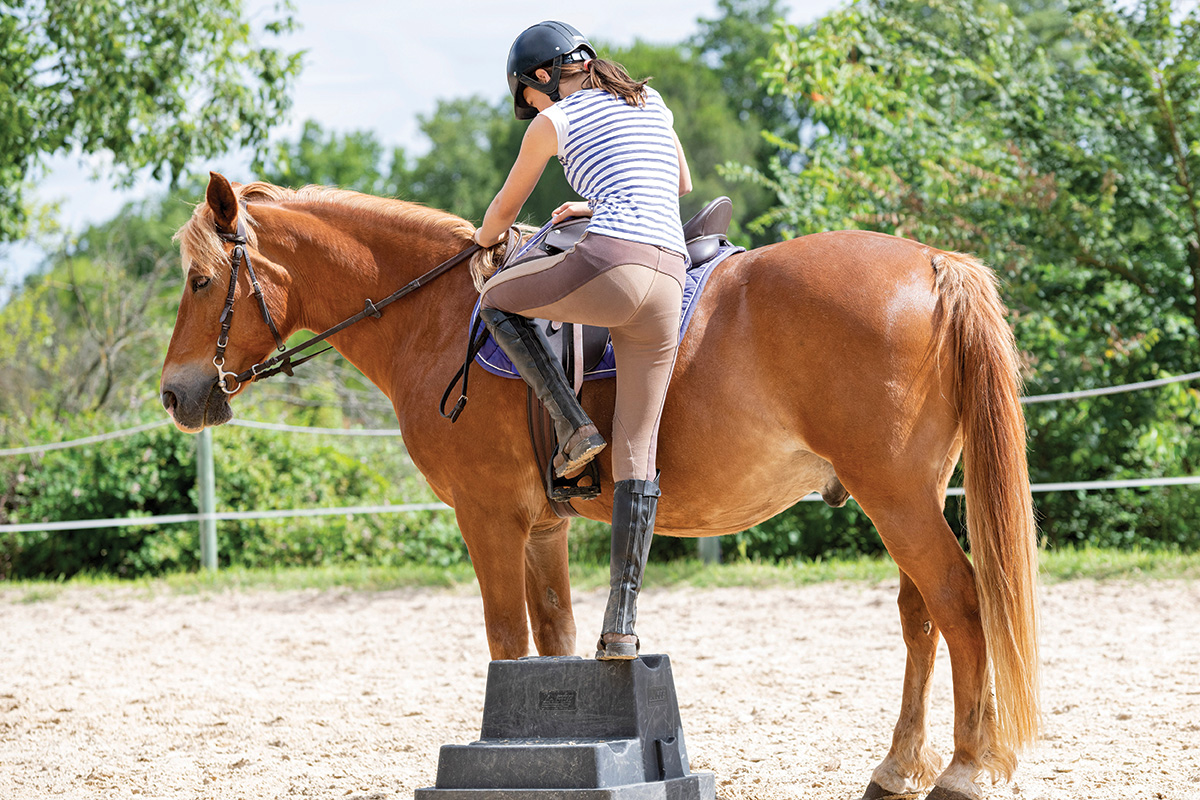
xmin=0 ymin=0 xmax=843 ymax=299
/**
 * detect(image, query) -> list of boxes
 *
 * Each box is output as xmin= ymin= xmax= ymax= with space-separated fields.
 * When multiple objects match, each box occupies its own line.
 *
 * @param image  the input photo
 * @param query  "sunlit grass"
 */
xmin=1036 ymin=544 xmax=1200 ymax=582
xmin=3 ymin=547 xmax=1197 ymax=603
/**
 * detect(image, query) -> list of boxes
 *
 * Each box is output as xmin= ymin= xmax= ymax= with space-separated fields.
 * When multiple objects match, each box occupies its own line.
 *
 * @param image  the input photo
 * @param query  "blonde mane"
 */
xmin=173 ymin=182 xmax=505 ymax=288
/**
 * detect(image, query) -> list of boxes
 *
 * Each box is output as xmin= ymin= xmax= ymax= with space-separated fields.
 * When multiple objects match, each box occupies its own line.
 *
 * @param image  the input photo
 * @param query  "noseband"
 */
xmin=208 ymin=215 xmax=484 ymax=395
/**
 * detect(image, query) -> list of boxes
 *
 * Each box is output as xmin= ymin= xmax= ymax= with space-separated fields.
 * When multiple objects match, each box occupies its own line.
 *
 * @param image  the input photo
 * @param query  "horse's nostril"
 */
xmin=162 ymin=391 xmax=177 ymax=412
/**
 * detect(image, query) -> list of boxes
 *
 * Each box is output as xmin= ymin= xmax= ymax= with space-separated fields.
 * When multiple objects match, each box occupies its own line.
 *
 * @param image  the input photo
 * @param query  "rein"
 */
xmin=211 ymin=217 xmax=481 ymax=394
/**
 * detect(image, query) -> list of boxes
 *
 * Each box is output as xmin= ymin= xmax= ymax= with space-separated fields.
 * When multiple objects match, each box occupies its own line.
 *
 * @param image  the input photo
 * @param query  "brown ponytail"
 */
xmin=561 ymin=58 xmax=649 ymax=107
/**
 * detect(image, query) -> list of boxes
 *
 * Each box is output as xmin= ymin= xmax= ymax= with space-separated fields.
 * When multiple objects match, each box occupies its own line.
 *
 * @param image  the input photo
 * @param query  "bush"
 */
xmin=0 ymin=421 xmax=467 ymax=579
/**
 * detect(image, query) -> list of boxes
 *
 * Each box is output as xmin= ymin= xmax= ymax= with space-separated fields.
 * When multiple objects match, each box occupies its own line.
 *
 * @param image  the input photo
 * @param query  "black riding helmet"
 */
xmin=507 ymin=21 xmax=597 ymax=120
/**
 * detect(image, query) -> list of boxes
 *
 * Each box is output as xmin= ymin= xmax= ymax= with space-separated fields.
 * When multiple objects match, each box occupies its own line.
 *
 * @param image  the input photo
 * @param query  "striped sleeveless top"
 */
xmin=541 ymin=87 xmax=687 ymax=257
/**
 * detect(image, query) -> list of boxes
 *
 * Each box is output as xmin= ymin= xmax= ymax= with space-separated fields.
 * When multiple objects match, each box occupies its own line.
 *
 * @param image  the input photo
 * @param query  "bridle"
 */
xmin=213 ymin=219 xmax=287 ymax=394
xmin=209 ymin=216 xmax=483 ymax=395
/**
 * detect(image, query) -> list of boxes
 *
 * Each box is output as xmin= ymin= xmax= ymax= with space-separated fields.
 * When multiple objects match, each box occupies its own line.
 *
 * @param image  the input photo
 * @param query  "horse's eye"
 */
xmin=191 ymin=276 xmax=212 ymax=292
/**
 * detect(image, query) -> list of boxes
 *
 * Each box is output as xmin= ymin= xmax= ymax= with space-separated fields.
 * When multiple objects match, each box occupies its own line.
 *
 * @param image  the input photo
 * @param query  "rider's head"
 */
xmin=507 ymin=21 xmax=596 ymax=120
xmin=506 ymin=23 xmax=652 ymax=119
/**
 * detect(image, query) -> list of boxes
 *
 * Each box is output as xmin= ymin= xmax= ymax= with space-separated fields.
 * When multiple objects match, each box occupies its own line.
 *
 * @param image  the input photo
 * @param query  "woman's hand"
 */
xmin=473 ymin=227 xmax=507 ymax=248
xmin=551 ymin=201 xmax=592 ymax=225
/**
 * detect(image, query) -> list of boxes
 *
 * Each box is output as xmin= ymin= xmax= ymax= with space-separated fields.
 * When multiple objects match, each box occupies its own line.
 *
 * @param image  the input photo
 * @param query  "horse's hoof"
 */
xmin=861 ymin=781 xmax=921 ymax=800
xmin=925 ymin=787 xmax=976 ymax=800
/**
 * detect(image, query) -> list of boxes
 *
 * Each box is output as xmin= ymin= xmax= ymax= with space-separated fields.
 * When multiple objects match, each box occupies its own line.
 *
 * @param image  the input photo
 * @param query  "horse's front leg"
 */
xmin=864 ymin=570 xmax=944 ymax=799
xmin=455 ymin=504 xmax=534 ymax=660
xmin=524 ymin=518 xmax=577 ymax=656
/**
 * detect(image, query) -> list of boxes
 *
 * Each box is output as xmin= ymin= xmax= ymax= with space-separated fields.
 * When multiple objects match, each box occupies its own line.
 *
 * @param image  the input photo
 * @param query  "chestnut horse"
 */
xmin=161 ymin=173 xmax=1039 ymax=800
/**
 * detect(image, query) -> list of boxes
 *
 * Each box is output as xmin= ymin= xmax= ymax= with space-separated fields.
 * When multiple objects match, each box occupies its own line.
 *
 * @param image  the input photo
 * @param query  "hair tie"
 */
xmin=583 ymin=59 xmax=592 ymax=71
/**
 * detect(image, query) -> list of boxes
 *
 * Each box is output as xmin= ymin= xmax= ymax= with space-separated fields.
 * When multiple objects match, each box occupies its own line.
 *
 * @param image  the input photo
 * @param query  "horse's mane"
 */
xmin=174 ymin=181 xmax=505 ymax=287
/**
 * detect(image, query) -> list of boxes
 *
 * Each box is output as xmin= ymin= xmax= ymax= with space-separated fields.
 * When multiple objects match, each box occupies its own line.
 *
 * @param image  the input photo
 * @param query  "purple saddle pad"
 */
xmin=471 ymin=244 xmax=743 ymax=380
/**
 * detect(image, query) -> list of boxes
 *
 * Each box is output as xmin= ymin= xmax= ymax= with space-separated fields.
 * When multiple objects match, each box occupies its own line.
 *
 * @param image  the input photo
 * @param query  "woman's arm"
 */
xmin=475 ymin=115 xmax=558 ymax=246
xmin=673 ymin=130 xmax=693 ymax=197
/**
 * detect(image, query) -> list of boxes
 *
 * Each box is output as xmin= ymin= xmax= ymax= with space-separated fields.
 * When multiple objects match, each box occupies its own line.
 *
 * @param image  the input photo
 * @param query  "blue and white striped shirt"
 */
xmin=542 ymin=87 xmax=687 ymax=257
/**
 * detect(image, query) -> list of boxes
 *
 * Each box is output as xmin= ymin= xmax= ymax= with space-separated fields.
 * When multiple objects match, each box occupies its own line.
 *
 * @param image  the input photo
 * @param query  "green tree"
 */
xmin=758 ymin=0 xmax=1200 ymax=327
xmin=0 ymin=188 xmax=197 ymax=429
xmin=262 ymin=120 xmax=394 ymax=196
xmin=398 ymin=96 xmax=512 ymax=222
xmin=689 ymin=0 xmax=795 ymax=243
xmin=691 ymin=0 xmax=794 ymax=132
xmin=0 ymin=0 xmax=302 ymax=242
xmin=744 ymin=0 xmax=1200 ymax=551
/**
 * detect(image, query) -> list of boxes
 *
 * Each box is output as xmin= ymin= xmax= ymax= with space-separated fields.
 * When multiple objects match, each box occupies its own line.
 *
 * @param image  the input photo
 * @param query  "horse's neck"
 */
xmin=256 ymin=203 xmax=475 ymax=398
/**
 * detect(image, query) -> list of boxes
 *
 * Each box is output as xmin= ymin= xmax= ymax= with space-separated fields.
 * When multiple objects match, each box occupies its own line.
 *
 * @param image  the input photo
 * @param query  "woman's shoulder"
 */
xmin=560 ymin=87 xmax=608 ymax=108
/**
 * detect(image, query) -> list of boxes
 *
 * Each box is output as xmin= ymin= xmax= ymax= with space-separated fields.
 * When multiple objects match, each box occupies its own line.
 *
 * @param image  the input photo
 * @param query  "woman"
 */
xmin=472 ymin=20 xmax=692 ymax=660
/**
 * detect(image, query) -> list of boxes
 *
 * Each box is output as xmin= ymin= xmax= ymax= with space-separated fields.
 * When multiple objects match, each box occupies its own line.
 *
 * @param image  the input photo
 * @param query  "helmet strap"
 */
xmin=546 ymin=59 xmax=563 ymax=101
xmin=518 ymin=56 xmax=564 ymax=103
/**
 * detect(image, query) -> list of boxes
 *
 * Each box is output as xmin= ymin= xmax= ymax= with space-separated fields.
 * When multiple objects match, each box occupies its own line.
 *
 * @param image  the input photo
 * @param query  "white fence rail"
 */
xmin=0 ymin=503 xmax=452 ymax=534
xmin=3 ymin=370 xmax=1200 ymax=569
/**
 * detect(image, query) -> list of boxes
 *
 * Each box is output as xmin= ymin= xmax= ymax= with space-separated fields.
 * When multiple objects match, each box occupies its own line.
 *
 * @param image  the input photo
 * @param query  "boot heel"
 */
xmin=595 ymin=635 xmax=639 ymax=660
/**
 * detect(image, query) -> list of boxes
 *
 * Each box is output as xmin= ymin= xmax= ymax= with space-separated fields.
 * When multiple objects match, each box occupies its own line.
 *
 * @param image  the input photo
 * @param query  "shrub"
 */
xmin=0 ymin=422 xmax=467 ymax=579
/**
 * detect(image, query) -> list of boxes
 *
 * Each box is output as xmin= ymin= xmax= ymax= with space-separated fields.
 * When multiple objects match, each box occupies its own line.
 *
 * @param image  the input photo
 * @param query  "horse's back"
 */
xmin=704 ymin=230 xmax=941 ymax=338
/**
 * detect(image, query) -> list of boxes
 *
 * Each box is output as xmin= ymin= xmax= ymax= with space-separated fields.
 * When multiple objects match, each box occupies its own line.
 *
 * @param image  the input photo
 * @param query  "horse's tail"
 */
xmin=933 ymin=250 xmax=1040 ymax=761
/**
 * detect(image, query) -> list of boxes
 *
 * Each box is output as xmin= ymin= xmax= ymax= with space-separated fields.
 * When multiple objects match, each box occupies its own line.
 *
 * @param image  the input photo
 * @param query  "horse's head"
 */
xmin=160 ymin=172 xmax=292 ymax=432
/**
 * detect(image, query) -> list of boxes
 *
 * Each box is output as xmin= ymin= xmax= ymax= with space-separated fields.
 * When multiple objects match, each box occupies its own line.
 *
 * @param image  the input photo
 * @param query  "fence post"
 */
xmin=697 ymin=537 xmax=721 ymax=565
xmin=197 ymin=428 xmax=218 ymax=570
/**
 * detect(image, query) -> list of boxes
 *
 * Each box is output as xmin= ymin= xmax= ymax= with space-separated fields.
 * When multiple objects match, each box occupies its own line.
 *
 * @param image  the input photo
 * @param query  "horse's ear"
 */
xmin=206 ymin=172 xmax=239 ymax=233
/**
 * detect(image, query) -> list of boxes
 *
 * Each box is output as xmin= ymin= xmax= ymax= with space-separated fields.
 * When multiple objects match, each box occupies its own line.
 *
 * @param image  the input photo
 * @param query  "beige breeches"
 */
xmin=481 ymin=233 xmax=685 ymax=482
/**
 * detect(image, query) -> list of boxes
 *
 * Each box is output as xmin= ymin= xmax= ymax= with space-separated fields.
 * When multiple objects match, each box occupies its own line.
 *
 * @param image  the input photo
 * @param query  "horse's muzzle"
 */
xmin=161 ymin=374 xmax=233 ymax=432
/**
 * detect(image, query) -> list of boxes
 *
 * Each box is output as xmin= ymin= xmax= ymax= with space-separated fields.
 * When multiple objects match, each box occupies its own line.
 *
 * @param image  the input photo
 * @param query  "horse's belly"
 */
xmin=654 ymin=445 xmax=837 ymax=537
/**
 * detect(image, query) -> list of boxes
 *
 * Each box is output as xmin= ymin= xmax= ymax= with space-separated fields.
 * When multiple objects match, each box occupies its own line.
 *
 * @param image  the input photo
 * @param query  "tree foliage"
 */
xmin=749 ymin=0 xmax=1200 ymax=549
xmin=263 ymin=120 xmax=395 ymax=196
xmin=0 ymin=0 xmax=303 ymax=241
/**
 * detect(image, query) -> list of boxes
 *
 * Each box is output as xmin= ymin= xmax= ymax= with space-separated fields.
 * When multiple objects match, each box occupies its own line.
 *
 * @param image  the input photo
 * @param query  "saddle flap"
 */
xmin=543 ymin=218 xmax=590 ymax=254
xmin=535 ymin=318 xmax=610 ymax=375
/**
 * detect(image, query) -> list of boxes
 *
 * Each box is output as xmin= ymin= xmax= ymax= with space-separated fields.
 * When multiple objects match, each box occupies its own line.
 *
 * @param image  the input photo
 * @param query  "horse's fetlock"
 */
xmin=979 ymin=744 xmax=1017 ymax=785
xmin=871 ymin=751 xmax=938 ymax=795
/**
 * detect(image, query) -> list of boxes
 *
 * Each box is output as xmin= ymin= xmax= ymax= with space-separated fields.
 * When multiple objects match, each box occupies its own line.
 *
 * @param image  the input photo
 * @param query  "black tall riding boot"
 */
xmin=596 ymin=474 xmax=660 ymax=660
xmin=480 ymin=307 xmax=606 ymax=477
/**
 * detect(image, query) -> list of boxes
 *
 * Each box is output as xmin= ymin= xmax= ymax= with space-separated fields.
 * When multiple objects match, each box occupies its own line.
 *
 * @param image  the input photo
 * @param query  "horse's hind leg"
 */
xmin=863 ymin=570 xmax=944 ymax=798
xmin=852 ymin=492 xmax=998 ymax=800
xmin=524 ymin=518 xmax=577 ymax=656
